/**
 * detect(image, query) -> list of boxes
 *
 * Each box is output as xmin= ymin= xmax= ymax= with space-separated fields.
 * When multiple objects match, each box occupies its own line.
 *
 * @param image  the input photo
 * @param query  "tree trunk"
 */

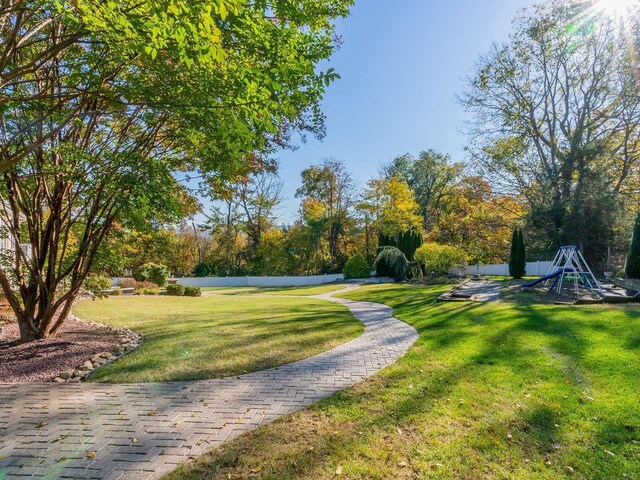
xmin=17 ymin=315 xmax=40 ymax=343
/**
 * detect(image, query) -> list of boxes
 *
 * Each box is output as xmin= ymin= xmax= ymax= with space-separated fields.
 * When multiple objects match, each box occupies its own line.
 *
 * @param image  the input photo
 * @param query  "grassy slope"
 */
xmin=199 ymin=285 xmax=347 ymax=295
xmin=167 ymin=283 xmax=640 ymax=480
xmin=73 ymin=295 xmax=363 ymax=383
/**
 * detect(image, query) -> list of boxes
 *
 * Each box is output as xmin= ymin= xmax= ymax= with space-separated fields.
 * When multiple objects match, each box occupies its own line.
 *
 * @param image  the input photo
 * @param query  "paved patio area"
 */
xmin=0 ymin=286 xmax=418 ymax=479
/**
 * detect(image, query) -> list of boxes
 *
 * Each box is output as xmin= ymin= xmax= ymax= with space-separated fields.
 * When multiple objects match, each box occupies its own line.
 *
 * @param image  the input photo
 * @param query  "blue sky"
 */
xmin=203 ymin=0 xmax=540 ymax=223
xmin=272 ymin=0 xmax=539 ymax=222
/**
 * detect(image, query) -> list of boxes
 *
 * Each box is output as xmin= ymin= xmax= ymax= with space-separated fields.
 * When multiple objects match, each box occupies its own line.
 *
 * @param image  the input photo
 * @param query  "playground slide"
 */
xmin=521 ymin=270 xmax=564 ymax=288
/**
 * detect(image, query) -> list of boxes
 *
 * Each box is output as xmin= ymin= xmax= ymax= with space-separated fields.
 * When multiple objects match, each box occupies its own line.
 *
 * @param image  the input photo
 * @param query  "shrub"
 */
xmin=118 ymin=277 xmax=137 ymax=289
xmin=83 ymin=273 xmax=112 ymax=297
xmin=183 ymin=286 xmax=202 ymax=297
xmin=193 ymin=262 xmax=216 ymax=277
xmin=414 ymin=243 xmax=466 ymax=276
xmin=626 ymin=213 xmax=640 ymax=279
xmin=343 ymin=254 xmax=371 ymax=279
xmin=110 ymin=288 xmax=122 ymax=296
xmin=374 ymin=247 xmax=409 ymax=281
xmin=166 ymin=284 xmax=185 ymax=296
xmin=120 ymin=278 xmax=158 ymax=290
xmin=134 ymin=287 xmax=159 ymax=295
xmin=133 ymin=263 xmax=170 ymax=286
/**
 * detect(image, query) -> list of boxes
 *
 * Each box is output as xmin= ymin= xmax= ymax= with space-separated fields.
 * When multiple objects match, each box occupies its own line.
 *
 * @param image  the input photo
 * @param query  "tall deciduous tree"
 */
xmin=463 ymin=0 xmax=640 ymax=266
xmin=295 ymin=159 xmax=355 ymax=270
xmin=383 ymin=150 xmax=463 ymax=229
xmin=0 ymin=0 xmax=353 ymax=342
xmin=359 ymin=176 xmax=422 ymax=239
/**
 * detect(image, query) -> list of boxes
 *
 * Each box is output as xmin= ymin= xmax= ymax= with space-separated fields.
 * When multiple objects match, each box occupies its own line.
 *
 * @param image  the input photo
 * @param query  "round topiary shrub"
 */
xmin=166 ymin=284 xmax=185 ymax=296
xmin=133 ymin=263 xmax=170 ymax=287
xmin=183 ymin=286 xmax=202 ymax=297
xmin=343 ymin=254 xmax=371 ymax=279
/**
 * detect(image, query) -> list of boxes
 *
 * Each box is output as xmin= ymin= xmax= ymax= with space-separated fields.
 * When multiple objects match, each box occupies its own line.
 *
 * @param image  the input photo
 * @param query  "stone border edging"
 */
xmin=52 ymin=314 xmax=143 ymax=383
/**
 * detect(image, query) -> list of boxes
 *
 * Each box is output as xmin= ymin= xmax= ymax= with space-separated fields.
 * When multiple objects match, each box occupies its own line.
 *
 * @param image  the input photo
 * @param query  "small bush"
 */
xmin=414 ymin=243 xmax=466 ymax=276
xmin=343 ymin=254 xmax=371 ymax=279
xmin=183 ymin=286 xmax=202 ymax=297
xmin=110 ymin=288 xmax=122 ymax=296
xmin=134 ymin=287 xmax=159 ymax=295
xmin=133 ymin=263 xmax=170 ymax=287
xmin=119 ymin=278 xmax=158 ymax=290
xmin=374 ymin=247 xmax=409 ymax=281
xmin=166 ymin=284 xmax=185 ymax=296
xmin=83 ymin=273 xmax=112 ymax=297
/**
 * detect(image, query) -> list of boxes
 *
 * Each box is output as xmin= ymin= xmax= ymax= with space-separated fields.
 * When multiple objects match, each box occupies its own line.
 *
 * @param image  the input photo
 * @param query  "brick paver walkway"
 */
xmin=0 ymin=286 xmax=418 ymax=479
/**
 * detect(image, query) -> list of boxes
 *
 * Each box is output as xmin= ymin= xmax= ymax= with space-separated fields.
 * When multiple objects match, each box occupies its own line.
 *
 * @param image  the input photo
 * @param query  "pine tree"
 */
xmin=625 ymin=213 xmax=640 ymax=279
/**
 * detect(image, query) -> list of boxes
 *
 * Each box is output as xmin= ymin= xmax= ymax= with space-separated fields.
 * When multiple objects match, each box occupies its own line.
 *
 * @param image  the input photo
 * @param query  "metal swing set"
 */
xmin=522 ymin=246 xmax=604 ymax=296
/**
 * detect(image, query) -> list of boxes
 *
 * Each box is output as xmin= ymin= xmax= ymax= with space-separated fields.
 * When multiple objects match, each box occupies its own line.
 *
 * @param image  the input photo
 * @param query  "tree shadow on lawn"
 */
xmin=168 ymin=295 xmax=640 ymax=479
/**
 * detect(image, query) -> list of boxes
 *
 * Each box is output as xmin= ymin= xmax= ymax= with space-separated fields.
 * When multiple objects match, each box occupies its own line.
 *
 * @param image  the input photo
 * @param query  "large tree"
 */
xmin=0 ymin=0 xmax=353 ymax=342
xmin=383 ymin=150 xmax=464 ymax=230
xmin=295 ymin=159 xmax=356 ymax=270
xmin=463 ymin=0 xmax=640 ymax=267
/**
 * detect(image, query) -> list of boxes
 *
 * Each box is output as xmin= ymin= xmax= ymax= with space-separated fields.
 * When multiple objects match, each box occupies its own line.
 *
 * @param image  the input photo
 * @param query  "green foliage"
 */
xmin=183 ymin=286 xmax=202 ymax=297
xmin=509 ymin=228 xmax=526 ymax=279
xmin=414 ymin=243 xmax=466 ymax=276
xmin=194 ymin=262 xmax=217 ymax=277
xmin=133 ymin=263 xmax=170 ymax=287
xmin=374 ymin=247 xmax=409 ymax=281
xmin=82 ymin=274 xmax=112 ymax=296
xmin=625 ymin=213 xmax=640 ymax=279
xmin=134 ymin=287 xmax=159 ymax=296
xmin=343 ymin=254 xmax=371 ymax=280
xmin=166 ymin=284 xmax=186 ymax=296
xmin=396 ymin=230 xmax=423 ymax=261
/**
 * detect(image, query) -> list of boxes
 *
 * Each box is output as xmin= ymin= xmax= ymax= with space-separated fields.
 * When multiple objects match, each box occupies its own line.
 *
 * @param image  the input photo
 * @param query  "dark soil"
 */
xmin=0 ymin=317 xmax=121 ymax=383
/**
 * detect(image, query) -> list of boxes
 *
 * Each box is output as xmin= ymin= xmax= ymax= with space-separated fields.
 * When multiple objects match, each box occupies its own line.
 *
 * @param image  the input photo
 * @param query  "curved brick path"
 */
xmin=0 ymin=286 xmax=418 ymax=479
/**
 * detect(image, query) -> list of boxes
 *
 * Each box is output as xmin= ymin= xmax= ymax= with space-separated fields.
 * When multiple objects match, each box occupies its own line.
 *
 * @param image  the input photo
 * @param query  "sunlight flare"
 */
xmin=596 ymin=0 xmax=640 ymax=15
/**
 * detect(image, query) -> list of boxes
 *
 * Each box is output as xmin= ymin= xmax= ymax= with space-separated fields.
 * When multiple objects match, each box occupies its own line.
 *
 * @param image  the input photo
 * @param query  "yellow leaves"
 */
xmin=87 ymin=452 xmax=96 ymax=459
xmin=301 ymin=198 xmax=326 ymax=222
xmin=362 ymin=176 xmax=421 ymax=237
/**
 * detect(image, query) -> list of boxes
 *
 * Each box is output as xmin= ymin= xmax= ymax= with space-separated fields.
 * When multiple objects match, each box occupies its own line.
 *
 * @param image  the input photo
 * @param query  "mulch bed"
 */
xmin=0 ymin=317 xmax=121 ymax=383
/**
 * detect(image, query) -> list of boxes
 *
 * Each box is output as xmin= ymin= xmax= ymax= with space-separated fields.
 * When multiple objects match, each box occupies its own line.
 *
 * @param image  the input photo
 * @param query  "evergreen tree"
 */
xmin=509 ymin=228 xmax=526 ymax=278
xmin=626 ymin=213 xmax=640 ymax=279
xmin=518 ymin=228 xmax=527 ymax=277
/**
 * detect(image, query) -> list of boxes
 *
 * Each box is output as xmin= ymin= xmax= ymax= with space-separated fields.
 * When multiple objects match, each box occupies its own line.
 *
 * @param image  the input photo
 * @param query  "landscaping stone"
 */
xmin=0 ymin=286 xmax=418 ymax=479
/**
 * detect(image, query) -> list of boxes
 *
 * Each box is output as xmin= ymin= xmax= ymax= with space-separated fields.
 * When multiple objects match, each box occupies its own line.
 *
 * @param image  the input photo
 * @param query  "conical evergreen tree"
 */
xmin=625 ymin=213 xmax=640 ymax=279
xmin=517 ymin=228 xmax=526 ymax=277
xmin=509 ymin=227 xmax=526 ymax=278
xmin=509 ymin=228 xmax=519 ymax=277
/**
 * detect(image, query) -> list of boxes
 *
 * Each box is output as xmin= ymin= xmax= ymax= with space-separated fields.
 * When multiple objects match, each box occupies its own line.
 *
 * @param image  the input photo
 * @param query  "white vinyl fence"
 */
xmin=175 ymin=274 xmax=344 ymax=288
xmin=111 ymin=274 xmax=344 ymax=288
xmin=450 ymin=261 xmax=554 ymax=277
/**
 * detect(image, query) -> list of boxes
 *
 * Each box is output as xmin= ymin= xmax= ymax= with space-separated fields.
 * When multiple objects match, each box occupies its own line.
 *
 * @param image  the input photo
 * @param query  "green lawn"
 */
xmin=73 ymin=295 xmax=363 ymax=383
xmin=199 ymin=284 xmax=347 ymax=296
xmin=167 ymin=283 xmax=640 ymax=480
